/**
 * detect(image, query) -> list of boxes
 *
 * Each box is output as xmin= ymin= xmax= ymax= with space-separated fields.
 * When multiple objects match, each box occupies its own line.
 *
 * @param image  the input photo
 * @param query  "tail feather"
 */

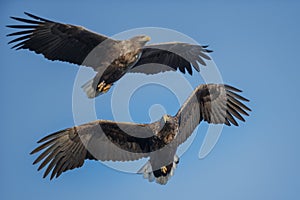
xmin=138 ymin=161 xmax=155 ymax=182
xmin=81 ymin=79 xmax=98 ymax=98
xmin=138 ymin=155 xmax=179 ymax=185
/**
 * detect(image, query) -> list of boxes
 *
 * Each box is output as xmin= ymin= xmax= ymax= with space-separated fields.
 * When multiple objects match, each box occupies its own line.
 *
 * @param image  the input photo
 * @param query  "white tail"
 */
xmin=81 ymin=79 xmax=97 ymax=98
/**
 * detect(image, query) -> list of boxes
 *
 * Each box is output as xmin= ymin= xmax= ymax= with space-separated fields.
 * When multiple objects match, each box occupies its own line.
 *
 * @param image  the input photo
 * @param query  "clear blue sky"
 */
xmin=1 ymin=0 xmax=300 ymax=199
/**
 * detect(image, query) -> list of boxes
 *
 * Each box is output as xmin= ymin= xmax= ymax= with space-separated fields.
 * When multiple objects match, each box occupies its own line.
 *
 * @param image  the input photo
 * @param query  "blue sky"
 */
xmin=1 ymin=0 xmax=300 ymax=199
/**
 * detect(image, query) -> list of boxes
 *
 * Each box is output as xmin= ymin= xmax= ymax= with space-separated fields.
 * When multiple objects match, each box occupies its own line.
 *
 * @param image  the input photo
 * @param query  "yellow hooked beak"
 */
xmin=163 ymin=115 xmax=170 ymax=123
xmin=144 ymin=36 xmax=151 ymax=42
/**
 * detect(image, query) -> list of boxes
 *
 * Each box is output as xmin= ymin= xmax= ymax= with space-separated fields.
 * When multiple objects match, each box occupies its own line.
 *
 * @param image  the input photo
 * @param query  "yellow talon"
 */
xmin=97 ymin=82 xmax=111 ymax=93
xmin=97 ymin=81 xmax=105 ymax=90
xmin=102 ymin=84 xmax=111 ymax=93
xmin=161 ymin=166 xmax=167 ymax=174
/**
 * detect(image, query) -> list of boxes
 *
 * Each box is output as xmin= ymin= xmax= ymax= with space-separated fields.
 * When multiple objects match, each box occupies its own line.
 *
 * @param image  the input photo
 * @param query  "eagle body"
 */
xmin=93 ymin=50 xmax=143 ymax=96
xmin=147 ymin=115 xmax=180 ymax=184
xmin=84 ymin=37 xmax=148 ymax=97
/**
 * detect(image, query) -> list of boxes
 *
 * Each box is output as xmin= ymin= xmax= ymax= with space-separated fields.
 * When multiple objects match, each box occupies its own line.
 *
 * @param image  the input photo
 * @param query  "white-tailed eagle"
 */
xmin=30 ymin=84 xmax=251 ymax=184
xmin=7 ymin=12 xmax=212 ymax=98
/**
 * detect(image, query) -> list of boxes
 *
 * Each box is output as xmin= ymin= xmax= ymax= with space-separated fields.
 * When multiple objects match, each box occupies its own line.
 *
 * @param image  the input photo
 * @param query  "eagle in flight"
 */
xmin=7 ymin=12 xmax=212 ymax=98
xmin=30 ymin=84 xmax=251 ymax=184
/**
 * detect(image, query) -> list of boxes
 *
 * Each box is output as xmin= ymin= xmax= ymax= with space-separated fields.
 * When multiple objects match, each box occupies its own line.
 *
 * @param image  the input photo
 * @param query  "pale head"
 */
xmin=129 ymin=35 xmax=151 ymax=47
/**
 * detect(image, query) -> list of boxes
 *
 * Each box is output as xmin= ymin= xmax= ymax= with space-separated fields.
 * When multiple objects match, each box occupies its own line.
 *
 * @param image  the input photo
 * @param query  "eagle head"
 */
xmin=159 ymin=114 xmax=177 ymax=144
xmin=130 ymin=35 xmax=151 ymax=47
xmin=160 ymin=114 xmax=173 ymax=126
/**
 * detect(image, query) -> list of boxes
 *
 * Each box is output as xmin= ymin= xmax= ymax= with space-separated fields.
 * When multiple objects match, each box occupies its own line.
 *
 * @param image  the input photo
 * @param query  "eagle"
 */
xmin=30 ymin=84 xmax=251 ymax=184
xmin=7 ymin=12 xmax=212 ymax=98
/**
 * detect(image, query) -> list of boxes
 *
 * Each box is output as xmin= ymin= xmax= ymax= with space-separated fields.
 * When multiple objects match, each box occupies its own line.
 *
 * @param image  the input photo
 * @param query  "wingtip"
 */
xmin=32 ymin=159 xmax=39 ymax=165
xmin=10 ymin=16 xmax=19 ymax=21
xmin=38 ymin=165 xmax=44 ymax=171
xmin=50 ymin=173 xmax=55 ymax=180
xmin=24 ymin=12 xmax=34 ymax=18
xmin=37 ymin=138 xmax=45 ymax=143
xmin=9 ymin=15 xmax=21 ymax=21
xmin=43 ymin=173 xmax=49 ymax=179
xmin=23 ymin=11 xmax=52 ymax=22
xmin=29 ymin=150 xmax=36 ymax=155
xmin=224 ymin=84 xmax=243 ymax=93
xmin=30 ymin=144 xmax=42 ymax=155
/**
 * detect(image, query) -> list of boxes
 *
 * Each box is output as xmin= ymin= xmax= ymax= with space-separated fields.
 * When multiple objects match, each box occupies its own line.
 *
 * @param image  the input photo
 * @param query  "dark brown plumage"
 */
xmin=7 ymin=12 xmax=212 ymax=98
xmin=30 ymin=84 xmax=251 ymax=184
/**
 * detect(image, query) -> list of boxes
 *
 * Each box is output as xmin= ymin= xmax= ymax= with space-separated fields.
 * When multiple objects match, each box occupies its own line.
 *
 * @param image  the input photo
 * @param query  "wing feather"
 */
xmin=226 ymin=110 xmax=238 ymax=126
xmin=175 ymin=84 xmax=250 ymax=145
xmin=227 ymin=104 xmax=245 ymax=122
xmin=129 ymin=42 xmax=212 ymax=75
xmin=7 ymin=12 xmax=112 ymax=69
xmin=30 ymin=120 xmax=160 ymax=179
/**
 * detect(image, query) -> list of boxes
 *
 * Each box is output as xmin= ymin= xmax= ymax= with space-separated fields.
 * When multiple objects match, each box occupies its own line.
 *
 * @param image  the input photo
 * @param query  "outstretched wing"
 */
xmin=30 ymin=120 xmax=159 ymax=179
xmin=175 ymin=84 xmax=251 ymax=145
xmin=7 ymin=12 xmax=115 ymax=69
xmin=129 ymin=42 xmax=212 ymax=75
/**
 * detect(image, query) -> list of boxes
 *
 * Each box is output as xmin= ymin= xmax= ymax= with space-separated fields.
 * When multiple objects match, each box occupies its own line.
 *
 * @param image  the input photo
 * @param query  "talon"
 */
xmin=161 ymin=166 xmax=167 ymax=174
xmin=97 ymin=81 xmax=112 ymax=93
xmin=97 ymin=81 xmax=105 ymax=91
xmin=102 ymin=84 xmax=111 ymax=93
